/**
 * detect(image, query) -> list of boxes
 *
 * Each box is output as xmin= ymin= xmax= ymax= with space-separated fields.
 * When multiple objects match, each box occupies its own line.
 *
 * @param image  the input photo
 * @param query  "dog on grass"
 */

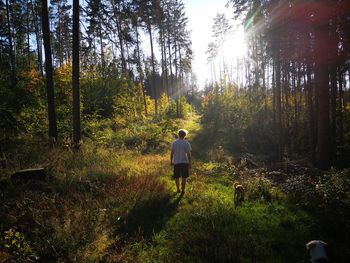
xmin=233 ymin=182 xmax=244 ymax=208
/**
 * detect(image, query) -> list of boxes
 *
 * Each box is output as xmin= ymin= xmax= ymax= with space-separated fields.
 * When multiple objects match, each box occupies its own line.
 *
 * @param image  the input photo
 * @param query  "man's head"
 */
xmin=178 ymin=129 xmax=188 ymax=139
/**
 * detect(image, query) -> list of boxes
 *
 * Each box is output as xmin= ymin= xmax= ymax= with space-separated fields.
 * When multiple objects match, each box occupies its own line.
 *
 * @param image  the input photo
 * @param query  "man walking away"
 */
xmin=170 ymin=129 xmax=192 ymax=194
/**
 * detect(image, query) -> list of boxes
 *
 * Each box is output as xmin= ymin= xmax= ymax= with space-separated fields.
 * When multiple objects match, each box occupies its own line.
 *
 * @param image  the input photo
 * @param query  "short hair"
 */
xmin=178 ymin=129 xmax=187 ymax=138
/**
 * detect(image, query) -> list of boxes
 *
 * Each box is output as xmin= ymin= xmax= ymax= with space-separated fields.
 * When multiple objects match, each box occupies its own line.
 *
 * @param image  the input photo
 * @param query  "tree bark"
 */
xmin=26 ymin=2 xmax=31 ymax=68
xmin=72 ymin=0 xmax=81 ymax=148
xmin=315 ymin=28 xmax=331 ymax=169
xmin=31 ymin=0 xmax=43 ymax=76
xmin=174 ymin=39 xmax=179 ymax=117
xmin=338 ymin=70 xmax=344 ymax=162
xmin=274 ymin=42 xmax=282 ymax=161
xmin=5 ymin=0 xmax=16 ymax=82
xmin=330 ymin=65 xmax=337 ymax=165
xmin=167 ymin=29 xmax=174 ymax=98
xmin=307 ymin=64 xmax=317 ymax=163
xmin=135 ymin=21 xmax=148 ymax=116
xmin=42 ymin=0 xmax=58 ymax=142
xmin=147 ymin=19 xmax=158 ymax=115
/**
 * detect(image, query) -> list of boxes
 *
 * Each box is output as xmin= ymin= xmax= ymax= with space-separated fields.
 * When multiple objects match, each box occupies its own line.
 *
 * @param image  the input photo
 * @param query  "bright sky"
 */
xmin=183 ymin=0 xmax=247 ymax=89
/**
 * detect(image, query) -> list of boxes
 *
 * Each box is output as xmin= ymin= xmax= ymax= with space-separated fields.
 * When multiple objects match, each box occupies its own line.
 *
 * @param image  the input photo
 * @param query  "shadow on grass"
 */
xmin=139 ymin=201 xmax=314 ymax=263
xmin=116 ymin=193 xmax=183 ymax=241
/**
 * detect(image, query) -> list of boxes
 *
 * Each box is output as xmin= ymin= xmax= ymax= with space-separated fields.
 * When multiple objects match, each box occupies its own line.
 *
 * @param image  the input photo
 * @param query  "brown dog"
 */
xmin=233 ymin=182 xmax=244 ymax=208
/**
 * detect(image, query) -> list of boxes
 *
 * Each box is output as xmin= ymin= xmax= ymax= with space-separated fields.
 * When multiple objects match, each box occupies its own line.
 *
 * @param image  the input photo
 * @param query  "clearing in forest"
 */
xmin=1 ymin=115 xmax=349 ymax=262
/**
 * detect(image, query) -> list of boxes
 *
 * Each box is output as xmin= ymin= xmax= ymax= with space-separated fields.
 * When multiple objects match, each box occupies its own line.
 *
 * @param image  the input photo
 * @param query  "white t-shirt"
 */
xmin=172 ymin=139 xmax=192 ymax=164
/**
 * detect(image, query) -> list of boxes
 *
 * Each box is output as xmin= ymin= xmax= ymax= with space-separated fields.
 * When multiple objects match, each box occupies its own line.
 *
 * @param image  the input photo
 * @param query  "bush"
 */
xmin=245 ymin=177 xmax=273 ymax=202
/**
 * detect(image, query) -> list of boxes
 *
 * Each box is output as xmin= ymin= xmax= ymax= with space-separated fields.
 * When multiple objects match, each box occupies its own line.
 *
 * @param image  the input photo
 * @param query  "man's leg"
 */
xmin=181 ymin=163 xmax=189 ymax=194
xmin=181 ymin=177 xmax=186 ymax=193
xmin=174 ymin=164 xmax=181 ymax=193
xmin=175 ymin=178 xmax=181 ymax=192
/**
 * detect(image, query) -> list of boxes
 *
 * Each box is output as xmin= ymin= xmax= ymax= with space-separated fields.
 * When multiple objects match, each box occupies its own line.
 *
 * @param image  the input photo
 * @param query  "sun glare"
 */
xmin=185 ymin=0 xmax=248 ymax=88
xmin=203 ymin=25 xmax=248 ymax=86
xmin=226 ymin=27 xmax=247 ymax=61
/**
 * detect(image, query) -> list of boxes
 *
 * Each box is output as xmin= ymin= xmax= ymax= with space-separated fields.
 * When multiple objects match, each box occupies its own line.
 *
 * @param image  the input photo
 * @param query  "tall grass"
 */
xmin=0 ymin=130 xmax=173 ymax=262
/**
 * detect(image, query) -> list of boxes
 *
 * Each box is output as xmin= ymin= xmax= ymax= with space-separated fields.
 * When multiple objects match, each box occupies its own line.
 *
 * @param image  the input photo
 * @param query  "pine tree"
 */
xmin=42 ymin=0 xmax=58 ymax=142
xmin=50 ymin=0 xmax=72 ymax=66
xmin=72 ymin=0 xmax=80 ymax=148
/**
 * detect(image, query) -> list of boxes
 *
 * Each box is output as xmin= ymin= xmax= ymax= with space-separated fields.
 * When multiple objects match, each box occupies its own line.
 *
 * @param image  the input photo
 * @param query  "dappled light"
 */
xmin=1 ymin=0 xmax=350 ymax=262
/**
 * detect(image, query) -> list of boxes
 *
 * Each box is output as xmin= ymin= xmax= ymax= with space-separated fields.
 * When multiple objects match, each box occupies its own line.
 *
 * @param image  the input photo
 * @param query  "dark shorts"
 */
xmin=173 ymin=163 xmax=189 ymax=179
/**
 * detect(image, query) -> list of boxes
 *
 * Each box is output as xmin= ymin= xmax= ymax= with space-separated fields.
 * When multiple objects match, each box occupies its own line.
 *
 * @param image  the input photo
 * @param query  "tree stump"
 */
xmin=11 ymin=168 xmax=46 ymax=183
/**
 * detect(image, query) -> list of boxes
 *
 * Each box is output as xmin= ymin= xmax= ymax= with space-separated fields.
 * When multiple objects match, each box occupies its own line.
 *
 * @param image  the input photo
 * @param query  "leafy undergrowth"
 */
xmin=1 ymin=114 xmax=349 ymax=262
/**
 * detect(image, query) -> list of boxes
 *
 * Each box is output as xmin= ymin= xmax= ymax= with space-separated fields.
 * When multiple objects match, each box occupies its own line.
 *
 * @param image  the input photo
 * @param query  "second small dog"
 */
xmin=233 ymin=182 xmax=244 ymax=208
xmin=306 ymin=240 xmax=329 ymax=263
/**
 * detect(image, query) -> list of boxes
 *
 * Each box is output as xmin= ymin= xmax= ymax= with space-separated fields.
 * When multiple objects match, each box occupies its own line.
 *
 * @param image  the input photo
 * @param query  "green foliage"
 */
xmin=18 ymin=69 xmax=48 ymax=138
xmin=202 ymin=86 xmax=249 ymax=153
xmin=282 ymin=168 xmax=350 ymax=227
xmin=179 ymin=96 xmax=195 ymax=118
xmin=0 ymin=228 xmax=38 ymax=262
xmin=84 ymin=116 xmax=176 ymax=153
xmin=54 ymin=63 xmax=74 ymax=134
xmin=245 ymin=176 xmax=273 ymax=202
xmin=112 ymin=74 xmax=139 ymax=118
xmin=82 ymin=77 xmax=117 ymax=117
xmin=0 ymin=68 xmax=48 ymax=154
xmin=201 ymin=84 xmax=311 ymax=158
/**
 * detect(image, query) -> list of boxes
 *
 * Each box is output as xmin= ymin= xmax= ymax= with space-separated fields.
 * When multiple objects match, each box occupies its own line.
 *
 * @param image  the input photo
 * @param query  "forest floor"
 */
xmin=1 ymin=114 xmax=350 ymax=262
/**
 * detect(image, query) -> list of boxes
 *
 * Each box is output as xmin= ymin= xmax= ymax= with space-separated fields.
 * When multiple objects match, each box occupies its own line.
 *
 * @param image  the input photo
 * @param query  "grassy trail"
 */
xmin=115 ymin=115 xmax=314 ymax=263
xmin=0 ymin=114 xmax=332 ymax=262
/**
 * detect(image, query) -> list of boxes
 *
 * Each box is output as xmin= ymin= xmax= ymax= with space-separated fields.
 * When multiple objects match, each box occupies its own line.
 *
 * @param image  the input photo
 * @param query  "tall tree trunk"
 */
xmin=315 ymin=28 xmax=331 ymax=169
xmin=330 ymin=65 xmax=337 ymax=165
xmin=338 ymin=70 xmax=344 ymax=164
xmin=31 ymin=0 xmax=43 ymax=76
xmin=295 ymin=61 xmax=302 ymax=152
xmin=162 ymin=30 xmax=169 ymax=101
xmin=178 ymin=44 xmax=183 ymax=116
xmin=306 ymin=64 xmax=316 ymax=163
xmin=135 ymin=22 xmax=147 ymax=116
xmin=99 ymin=26 xmax=105 ymax=71
xmin=147 ymin=20 xmax=157 ymax=115
xmin=72 ymin=0 xmax=80 ymax=148
xmin=272 ymin=60 xmax=276 ymax=125
xmin=42 ymin=0 xmax=58 ymax=142
xmin=26 ymin=2 xmax=31 ymax=68
xmin=283 ymin=62 xmax=290 ymax=152
xmin=174 ymin=39 xmax=179 ymax=117
xmin=167 ymin=32 xmax=173 ymax=98
xmin=274 ymin=46 xmax=282 ymax=161
xmin=117 ymin=21 xmax=126 ymax=72
xmin=160 ymin=27 xmax=169 ymax=101
xmin=5 ymin=0 xmax=15 ymax=83
xmin=57 ymin=6 xmax=62 ymax=66
xmin=113 ymin=2 xmax=126 ymax=73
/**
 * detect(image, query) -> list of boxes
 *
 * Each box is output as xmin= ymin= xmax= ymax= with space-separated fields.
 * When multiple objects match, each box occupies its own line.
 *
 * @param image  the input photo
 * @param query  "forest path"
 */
xmin=0 ymin=114 xmax=319 ymax=262
xmin=114 ymin=114 xmax=314 ymax=263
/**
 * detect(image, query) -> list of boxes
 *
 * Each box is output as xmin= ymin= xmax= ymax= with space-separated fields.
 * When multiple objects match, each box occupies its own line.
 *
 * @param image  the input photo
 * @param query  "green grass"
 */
xmin=118 ymin=166 xmax=314 ymax=263
xmin=1 ymin=114 xmax=349 ymax=262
